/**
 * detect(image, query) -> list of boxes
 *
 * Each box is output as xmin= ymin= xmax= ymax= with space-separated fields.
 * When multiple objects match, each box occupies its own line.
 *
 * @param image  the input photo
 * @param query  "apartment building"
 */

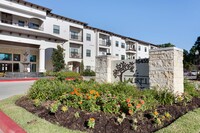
xmin=0 ymin=0 xmax=157 ymax=73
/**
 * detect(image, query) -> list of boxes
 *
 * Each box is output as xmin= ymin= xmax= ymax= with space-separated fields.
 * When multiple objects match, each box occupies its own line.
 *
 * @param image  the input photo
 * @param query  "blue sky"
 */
xmin=27 ymin=0 xmax=200 ymax=51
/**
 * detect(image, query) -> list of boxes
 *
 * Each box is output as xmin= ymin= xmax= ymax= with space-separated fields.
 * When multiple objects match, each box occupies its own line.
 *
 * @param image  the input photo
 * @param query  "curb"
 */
xmin=0 ymin=78 xmax=38 ymax=82
xmin=0 ymin=111 xmax=26 ymax=133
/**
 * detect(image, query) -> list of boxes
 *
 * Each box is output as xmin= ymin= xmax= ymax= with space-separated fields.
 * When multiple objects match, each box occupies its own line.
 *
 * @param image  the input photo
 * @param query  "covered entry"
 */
xmin=68 ymin=61 xmax=80 ymax=73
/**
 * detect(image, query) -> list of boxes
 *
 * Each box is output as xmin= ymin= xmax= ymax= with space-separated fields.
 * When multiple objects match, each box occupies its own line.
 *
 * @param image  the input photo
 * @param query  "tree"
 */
xmin=51 ymin=45 xmax=65 ymax=72
xmin=113 ymin=61 xmax=135 ymax=82
xmin=158 ymin=43 xmax=175 ymax=48
xmin=80 ymin=60 xmax=84 ymax=75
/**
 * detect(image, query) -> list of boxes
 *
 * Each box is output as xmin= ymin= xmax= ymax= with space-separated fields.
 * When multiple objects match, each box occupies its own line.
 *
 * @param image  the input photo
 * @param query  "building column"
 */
xmin=39 ymin=48 xmax=46 ymax=72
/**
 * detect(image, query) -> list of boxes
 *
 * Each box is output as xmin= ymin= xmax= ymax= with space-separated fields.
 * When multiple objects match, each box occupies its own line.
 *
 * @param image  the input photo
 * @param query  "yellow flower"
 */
xmin=154 ymin=111 xmax=159 ymax=116
xmin=61 ymin=106 xmax=68 ymax=112
xmin=89 ymin=118 xmax=95 ymax=121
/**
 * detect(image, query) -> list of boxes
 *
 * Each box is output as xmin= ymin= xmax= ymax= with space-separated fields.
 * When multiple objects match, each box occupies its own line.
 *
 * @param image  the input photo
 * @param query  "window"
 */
xmin=115 ymin=54 xmax=119 ymax=56
xmin=18 ymin=20 xmax=25 ymax=27
xmin=13 ymin=54 xmax=20 ymax=61
xmin=31 ymin=64 xmax=36 ymax=72
xmin=121 ymin=43 xmax=125 ymax=48
xmin=13 ymin=63 xmax=20 ymax=72
xmin=121 ymin=55 xmax=125 ymax=60
xmin=29 ymin=22 xmax=39 ymax=30
xmin=70 ymin=48 xmax=81 ymax=58
xmin=70 ymin=31 xmax=79 ymax=39
xmin=86 ymin=49 xmax=91 ymax=57
xmin=30 ymin=55 xmax=36 ymax=62
xmin=86 ymin=33 xmax=91 ymax=41
xmin=53 ymin=25 xmax=60 ymax=34
xmin=0 ymin=53 xmax=12 ymax=61
xmin=145 ymin=47 xmax=147 ymax=52
xmin=86 ymin=66 xmax=91 ymax=70
xmin=116 ymin=41 xmax=119 ymax=47
xmin=138 ymin=46 xmax=141 ymax=51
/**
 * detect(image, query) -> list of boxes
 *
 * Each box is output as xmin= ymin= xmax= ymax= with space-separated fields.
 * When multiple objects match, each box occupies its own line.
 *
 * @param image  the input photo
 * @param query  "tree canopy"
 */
xmin=51 ymin=45 xmax=66 ymax=72
xmin=158 ymin=43 xmax=175 ymax=48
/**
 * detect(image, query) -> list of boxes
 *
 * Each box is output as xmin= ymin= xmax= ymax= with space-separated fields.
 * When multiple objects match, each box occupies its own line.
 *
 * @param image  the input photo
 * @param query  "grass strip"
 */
xmin=0 ymin=95 xmax=84 ymax=133
xmin=156 ymin=108 xmax=200 ymax=133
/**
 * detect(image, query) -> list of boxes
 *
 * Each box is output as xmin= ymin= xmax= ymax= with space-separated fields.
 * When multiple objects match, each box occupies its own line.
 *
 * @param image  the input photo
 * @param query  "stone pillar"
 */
xmin=39 ymin=48 xmax=46 ymax=72
xmin=95 ymin=55 xmax=118 ymax=83
xmin=149 ymin=47 xmax=183 ymax=94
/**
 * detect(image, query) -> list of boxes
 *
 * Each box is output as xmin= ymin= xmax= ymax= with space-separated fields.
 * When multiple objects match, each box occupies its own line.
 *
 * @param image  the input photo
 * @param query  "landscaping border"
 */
xmin=0 ymin=111 xmax=26 ymax=133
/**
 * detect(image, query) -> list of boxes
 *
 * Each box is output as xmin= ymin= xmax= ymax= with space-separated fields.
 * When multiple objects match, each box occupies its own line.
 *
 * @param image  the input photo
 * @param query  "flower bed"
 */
xmin=16 ymin=79 xmax=200 ymax=132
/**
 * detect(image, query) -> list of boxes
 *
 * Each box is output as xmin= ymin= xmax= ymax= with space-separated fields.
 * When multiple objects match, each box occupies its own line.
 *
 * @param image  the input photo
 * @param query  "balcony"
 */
xmin=69 ymin=53 xmax=82 ymax=59
xmin=1 ymin=18 xmax=44 ymax=31
xmin=126 ymin=45 xmax=136 ymax=53
xmin=99 ymin=40 xmax=111 ymax=47
xmin=70 ymin=33 xmax=83 ymax=42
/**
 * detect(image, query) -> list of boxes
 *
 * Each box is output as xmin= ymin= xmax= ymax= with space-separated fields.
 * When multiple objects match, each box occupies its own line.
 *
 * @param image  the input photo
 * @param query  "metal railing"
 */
xmin=126 ymin=46 xmax=136 ymax=51
xmin=69 ymin=53 xmax=82 ymax=59
xmin=1 ymin=19 xmax=44 ymax=31
xmin=70 ymin=33 xmax=83 ymax=41
xmin=99 ymin=40 xmax=111 ymax=47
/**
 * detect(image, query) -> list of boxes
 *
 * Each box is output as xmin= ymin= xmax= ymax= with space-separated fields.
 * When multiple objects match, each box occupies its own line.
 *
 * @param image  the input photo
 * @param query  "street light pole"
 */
xmin=195 ymin=50 xmax=199 ymax=80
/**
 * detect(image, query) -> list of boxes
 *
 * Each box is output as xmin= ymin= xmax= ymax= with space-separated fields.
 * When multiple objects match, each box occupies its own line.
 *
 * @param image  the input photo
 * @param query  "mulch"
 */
xmin=16 ymin=97 xmax=200 ymax=133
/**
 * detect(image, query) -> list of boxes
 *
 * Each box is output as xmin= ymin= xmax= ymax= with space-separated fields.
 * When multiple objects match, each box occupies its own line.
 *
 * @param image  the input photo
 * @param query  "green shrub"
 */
xmin=82 ymin=69 xmax=96 ymax=76
xmin=56 ymin=71 xmax=80 ymax=81
xmin=28 ymin=79 xmax=72 ymax=100
xmin=184 ymin=80 xmax=200 ymax=97
xmin=29 ymin=79 xmax=196 ymax=115
xmin=44 ymin=71 xmax=57 ymax=77
xmin=0 ymin=72 xmax=4 ymax=77
xmin=153 ymin=89 xmax=175 ymax=105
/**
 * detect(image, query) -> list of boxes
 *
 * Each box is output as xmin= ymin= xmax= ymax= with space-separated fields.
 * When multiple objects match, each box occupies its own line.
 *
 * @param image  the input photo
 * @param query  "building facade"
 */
xmin=0 ymin=0 xmax=157 ymax=73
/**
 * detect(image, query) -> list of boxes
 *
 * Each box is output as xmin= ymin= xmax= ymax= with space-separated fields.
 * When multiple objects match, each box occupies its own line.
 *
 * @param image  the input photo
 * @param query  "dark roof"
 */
xmin=47 ymin=13 xmax=88 ymax=26
xmin=12 ymin=0 xmax=52 ymax=12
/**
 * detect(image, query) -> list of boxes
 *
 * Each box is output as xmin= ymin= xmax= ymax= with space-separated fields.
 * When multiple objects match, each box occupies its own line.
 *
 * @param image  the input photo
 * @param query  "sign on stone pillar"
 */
xmin=149 ymin=47 xmax=184 ymax=94
xmin=95 ymin=47 xmax=184 ymax=94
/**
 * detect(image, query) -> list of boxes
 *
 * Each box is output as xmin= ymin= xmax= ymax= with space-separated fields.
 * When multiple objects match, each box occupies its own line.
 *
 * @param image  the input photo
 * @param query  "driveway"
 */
xmin=0 ymin=81 xmax=35 ymax=100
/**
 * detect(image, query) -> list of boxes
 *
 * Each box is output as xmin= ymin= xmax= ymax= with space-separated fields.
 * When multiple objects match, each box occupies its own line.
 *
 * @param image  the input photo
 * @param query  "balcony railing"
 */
xmin=126 ymin=47 xmax=136 ymax=51
xmin=70 ymin=33 xmax=83 ymax=42
xmin=1 ymin=19 xmax=43 ymax=31
xmin=69 ymin=53 xmax=82 ymax=59
xmin=99 ymin=40 xmax=111 ymax=47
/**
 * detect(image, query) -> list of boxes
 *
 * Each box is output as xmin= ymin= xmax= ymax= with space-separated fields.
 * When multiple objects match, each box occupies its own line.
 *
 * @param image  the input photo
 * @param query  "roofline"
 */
xmin=13 ymin=0 xmax=52 ymax=12
xmin=48 ymin=13 xmax=88 ymax=26
xmin=13 ymin=0 xmax=157 ymax=47
xmin=85 ymin=26 xmax=157 ymax=47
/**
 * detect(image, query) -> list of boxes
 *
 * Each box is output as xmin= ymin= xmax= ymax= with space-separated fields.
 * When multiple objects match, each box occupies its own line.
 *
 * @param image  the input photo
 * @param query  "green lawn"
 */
xmin=156 ymin=108 xmax=200 ymax=133
xmin=0 ymin=95 xmax=84 ymax=133
xmin=1 ymin=95 xmax=200 ymax=133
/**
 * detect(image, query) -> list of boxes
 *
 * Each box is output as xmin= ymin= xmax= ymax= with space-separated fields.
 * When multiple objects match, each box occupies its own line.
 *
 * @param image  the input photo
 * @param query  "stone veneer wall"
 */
xmin=95 ymin=55 xmax=118 ymax=83
xmin=149 ymin=47 xmax=183 ymax=94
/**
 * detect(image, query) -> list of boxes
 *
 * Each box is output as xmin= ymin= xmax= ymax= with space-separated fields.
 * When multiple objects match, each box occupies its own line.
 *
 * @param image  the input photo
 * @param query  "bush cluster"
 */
xmin=82 ymin=69 xmax=96 ymax=76
xmin=28 ymin=79 xmax=199 ymax=115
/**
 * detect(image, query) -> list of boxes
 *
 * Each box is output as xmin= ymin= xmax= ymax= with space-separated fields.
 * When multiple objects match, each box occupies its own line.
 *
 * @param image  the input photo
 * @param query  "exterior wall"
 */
xmin=83 ymin=28 xmax=96 ymax=71
xmin=0 ymin=1 xmax=46 ymax=19
xmin=136 ymin=43 xmax=149 ymax=59
xmin=149 ymin=47 xmax=184 ymax=94
xmin=0 ymin=0 xmax=158 ymax=73
xmin=111 ymin=36 xmax=126 ymax=60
